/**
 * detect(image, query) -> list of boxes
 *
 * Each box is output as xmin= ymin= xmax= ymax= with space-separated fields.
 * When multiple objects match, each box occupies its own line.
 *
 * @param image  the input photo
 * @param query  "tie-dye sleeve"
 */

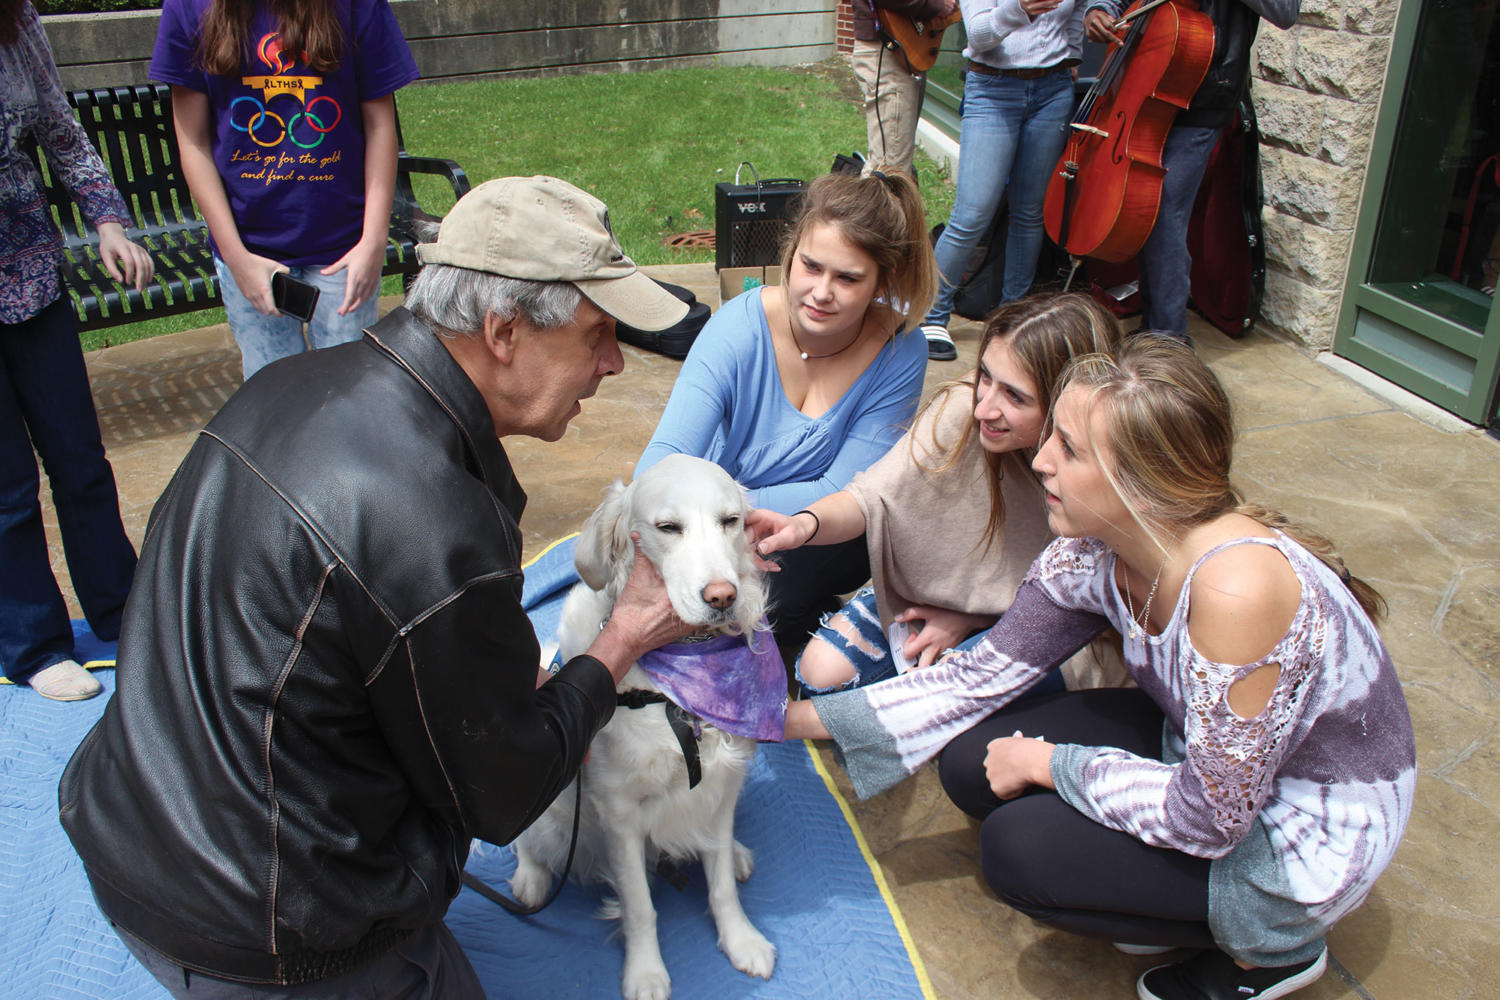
xmin=812 ymin=538 xmax=1112 ymax=799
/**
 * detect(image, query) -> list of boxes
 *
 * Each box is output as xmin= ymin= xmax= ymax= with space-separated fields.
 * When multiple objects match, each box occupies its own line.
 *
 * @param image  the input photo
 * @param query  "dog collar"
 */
xmin=634 ymin=626 xmax=787 ymax=743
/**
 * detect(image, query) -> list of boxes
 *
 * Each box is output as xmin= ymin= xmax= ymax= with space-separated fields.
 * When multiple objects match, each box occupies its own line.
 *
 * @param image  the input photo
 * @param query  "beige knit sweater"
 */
xmin=845 ymin=382 xmax=1051 ymax=630
xmin=844 ymin=381 xmax=1126 ymax=690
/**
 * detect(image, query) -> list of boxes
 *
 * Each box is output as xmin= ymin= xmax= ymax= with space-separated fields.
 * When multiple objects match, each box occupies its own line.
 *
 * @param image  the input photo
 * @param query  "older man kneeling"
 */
xmin=60 ymin=177 xmax=693 ymax=999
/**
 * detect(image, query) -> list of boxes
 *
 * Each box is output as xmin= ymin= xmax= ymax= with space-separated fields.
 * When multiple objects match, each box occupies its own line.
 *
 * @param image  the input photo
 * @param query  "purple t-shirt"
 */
xmin=150 ymin=0 xmax=419 ymax=265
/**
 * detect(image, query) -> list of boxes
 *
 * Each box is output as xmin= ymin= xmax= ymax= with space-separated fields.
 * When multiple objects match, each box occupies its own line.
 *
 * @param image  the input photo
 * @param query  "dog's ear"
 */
xmin=575 ymin=480 xmax=630 ymax=590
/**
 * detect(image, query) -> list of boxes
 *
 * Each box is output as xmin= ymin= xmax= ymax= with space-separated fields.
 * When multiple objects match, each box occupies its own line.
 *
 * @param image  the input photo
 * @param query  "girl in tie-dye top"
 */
xmin=783 ymin=337 xmax=1415 ymax=1000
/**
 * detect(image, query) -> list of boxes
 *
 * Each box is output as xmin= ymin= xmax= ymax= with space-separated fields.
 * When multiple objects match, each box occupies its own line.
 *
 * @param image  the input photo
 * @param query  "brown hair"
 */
xmin=1058 ymin=336 xmax=1387 ymax=621
xmin=778 ymin=166 xmax=938 ymax=332
xmin=197 ymin=0 xmax=344 ymax=77
xmin=917 ymin=293 xmax=1123 ymax=554
xmin=1 ymin=0 xmax=27 ymax=45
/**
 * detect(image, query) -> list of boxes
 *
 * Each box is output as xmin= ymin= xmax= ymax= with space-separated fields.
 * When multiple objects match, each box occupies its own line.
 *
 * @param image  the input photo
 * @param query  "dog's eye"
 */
xmin=655 ymin=521 xmax=682 ymax=534
xmin=720 ymin=515 xmax=740 ymax=529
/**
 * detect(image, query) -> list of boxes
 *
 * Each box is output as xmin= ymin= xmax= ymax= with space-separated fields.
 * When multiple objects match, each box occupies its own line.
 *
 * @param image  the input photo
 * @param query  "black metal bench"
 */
xmin=27 ymin=84 xmax=469 ymax=333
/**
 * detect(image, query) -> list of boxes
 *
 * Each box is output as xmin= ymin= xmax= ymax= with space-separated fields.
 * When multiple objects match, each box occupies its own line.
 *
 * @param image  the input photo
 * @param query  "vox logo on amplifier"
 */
xmin=714 ymin=163 xmax=804 ymax=271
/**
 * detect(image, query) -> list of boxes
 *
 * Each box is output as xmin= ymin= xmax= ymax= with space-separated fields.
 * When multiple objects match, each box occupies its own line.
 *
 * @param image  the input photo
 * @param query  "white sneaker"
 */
xmin=1114 ymin=942 xmax=1175 ymax=956
xmin=921 ymin=323 xmax=956 ymax=361
xmin=29 ymin=659 xmax=102 ymax=702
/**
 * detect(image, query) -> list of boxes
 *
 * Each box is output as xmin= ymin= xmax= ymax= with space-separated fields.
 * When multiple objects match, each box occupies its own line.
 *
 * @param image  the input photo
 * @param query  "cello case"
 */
xmin=1086 ymin=94 xmax=1266 ymax=338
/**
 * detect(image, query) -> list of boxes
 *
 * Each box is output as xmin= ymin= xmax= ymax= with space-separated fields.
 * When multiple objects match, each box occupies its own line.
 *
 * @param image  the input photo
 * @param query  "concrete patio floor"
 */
xmin=44 ymin=262 xmax=1500 ymax=999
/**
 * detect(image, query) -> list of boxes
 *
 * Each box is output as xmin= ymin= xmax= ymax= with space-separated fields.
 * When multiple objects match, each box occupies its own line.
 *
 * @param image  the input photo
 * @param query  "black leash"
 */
xmin=462 ymin=689 xmax=704 ymax=916
xmin=461 ymin=770 xmax=583 ymax=916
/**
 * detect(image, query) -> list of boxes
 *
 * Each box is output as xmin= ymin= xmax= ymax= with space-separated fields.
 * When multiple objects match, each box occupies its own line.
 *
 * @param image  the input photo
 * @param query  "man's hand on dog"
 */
xmin=587 ymin=534 xmax=693 ymax=682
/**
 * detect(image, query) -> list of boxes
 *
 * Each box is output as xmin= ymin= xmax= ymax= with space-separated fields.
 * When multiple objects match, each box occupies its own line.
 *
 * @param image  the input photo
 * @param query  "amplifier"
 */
xmin=714 ymin=163 xmax=804 ymax=270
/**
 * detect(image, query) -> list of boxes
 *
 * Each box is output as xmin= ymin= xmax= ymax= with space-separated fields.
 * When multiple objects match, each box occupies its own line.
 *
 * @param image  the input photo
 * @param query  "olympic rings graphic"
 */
xmin=305 ymin=96 xmax=341 ymax=132
xmin=228 ymin=94 xmax=343 ymax=151
xmin=287 ymin=112 xmax=327 ymax=149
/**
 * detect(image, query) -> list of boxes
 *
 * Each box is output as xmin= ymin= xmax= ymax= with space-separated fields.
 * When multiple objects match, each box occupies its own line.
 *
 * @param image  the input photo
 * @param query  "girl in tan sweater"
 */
xmin=751 ymin=293 xmax=1121 ymax=692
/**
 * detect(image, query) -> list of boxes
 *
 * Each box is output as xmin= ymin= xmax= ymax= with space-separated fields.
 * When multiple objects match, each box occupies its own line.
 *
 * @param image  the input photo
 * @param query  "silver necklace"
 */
xmin=1124 ymin=559 xmax=1166 ymax=640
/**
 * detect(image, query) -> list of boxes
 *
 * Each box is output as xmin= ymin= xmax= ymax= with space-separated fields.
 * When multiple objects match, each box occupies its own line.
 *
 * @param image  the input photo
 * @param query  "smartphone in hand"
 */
xmin=272 ymin=271 xmax=320 ymax=322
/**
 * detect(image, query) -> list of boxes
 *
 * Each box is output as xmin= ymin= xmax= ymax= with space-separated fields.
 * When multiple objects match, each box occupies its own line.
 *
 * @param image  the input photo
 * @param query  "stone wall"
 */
xmin=1252 ymin=0 xmax=1398 ymax=349
xmin=42 ymin=0 xmax=836 ymax=92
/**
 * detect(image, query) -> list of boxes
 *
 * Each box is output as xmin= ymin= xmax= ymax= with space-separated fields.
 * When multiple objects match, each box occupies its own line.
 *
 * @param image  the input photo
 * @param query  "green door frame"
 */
xmin=1333 ymin=0 xmax=1500 ymax=426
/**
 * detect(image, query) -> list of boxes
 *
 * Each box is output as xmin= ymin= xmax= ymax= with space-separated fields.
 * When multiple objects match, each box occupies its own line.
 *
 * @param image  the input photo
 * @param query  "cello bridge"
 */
xmin=1069 ymin=123 xmax=1109 ymax=139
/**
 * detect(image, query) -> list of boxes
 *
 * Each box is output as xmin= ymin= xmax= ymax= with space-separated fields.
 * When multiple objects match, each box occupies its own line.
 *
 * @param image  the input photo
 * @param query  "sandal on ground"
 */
xmin=921 ymin=323 xmax=956 ymax=361
xmin=29 ymin=659 xmax=102 ymax=702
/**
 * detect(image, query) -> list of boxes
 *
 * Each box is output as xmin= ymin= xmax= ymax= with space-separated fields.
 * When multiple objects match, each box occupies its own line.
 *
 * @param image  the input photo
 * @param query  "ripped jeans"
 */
xmin=795 ymin=587 xmax=1071 ymax=698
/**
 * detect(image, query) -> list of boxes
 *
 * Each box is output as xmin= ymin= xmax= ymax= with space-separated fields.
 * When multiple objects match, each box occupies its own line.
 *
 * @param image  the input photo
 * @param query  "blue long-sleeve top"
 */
xmin=635 ymin=289 xmax=928 ymax=513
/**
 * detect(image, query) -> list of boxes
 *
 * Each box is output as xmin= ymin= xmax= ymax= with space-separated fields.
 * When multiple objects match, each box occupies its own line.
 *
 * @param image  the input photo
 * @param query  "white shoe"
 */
xmin=29 ymin=659 xmax=102 ymax=702
xmin=1115 ymin=942 xmax=1175 ymax=956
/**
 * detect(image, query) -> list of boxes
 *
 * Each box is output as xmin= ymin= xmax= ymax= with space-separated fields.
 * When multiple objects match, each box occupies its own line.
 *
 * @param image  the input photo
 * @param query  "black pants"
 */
xmin=766 ymin=534 xmax=870 ymax=646
xmin=938 ymin=689 xmax=1215 ymax=949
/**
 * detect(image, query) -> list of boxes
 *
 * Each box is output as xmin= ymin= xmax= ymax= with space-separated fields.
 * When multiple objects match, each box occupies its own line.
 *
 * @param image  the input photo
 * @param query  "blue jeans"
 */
xmin=1137 ymin=124 xmax=1223 ymax=338
xmin=0 ymin=297 xmax=136 ymax=681
xmin=924 ymin=68 xmax=1074 ymax=328
xmin=216 ymin=258 xmax=378 ymax=380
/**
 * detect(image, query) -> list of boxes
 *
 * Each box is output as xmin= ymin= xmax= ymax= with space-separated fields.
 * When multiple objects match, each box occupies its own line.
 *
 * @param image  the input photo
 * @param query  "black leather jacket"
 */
xmin=60 ymin=308 xmax=617 ymax=985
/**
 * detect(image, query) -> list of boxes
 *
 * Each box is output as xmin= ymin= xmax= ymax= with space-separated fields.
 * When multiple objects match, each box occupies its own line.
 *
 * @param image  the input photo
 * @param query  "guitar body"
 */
xmin=875 ymin=6 xmax=963 ymax=73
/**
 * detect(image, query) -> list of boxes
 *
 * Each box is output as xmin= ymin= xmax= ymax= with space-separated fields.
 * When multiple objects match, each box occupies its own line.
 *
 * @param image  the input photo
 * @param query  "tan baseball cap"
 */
xmin=416 ymin=175 xmax=688 ymax=332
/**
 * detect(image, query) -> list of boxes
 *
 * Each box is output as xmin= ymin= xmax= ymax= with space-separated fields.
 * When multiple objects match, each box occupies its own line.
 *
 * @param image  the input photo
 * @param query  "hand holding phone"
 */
xmin=272 ymin=271 xmax=321 ymax=323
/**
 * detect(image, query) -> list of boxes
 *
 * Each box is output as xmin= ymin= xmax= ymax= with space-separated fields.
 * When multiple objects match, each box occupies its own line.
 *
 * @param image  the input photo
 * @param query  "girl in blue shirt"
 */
xmin=637 ymin=169 xmax=938 ymax=644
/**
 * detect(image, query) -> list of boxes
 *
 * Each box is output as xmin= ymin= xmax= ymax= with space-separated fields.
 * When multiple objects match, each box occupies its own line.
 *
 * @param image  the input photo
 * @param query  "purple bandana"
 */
xmin=635 ymin=628 xmax=787 ymax=741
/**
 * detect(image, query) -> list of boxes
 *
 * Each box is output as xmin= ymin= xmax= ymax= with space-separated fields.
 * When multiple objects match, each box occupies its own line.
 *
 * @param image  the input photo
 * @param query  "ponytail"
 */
xmin=778 ymin=166 xmax=938 ymax=332
xmin=1233 ymin=501 xmax=1387 ymax=623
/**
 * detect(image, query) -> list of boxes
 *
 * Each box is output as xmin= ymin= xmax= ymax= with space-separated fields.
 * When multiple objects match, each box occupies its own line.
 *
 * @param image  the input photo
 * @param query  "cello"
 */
xmin=1043 ymin=0 xmax=1216 ymax=265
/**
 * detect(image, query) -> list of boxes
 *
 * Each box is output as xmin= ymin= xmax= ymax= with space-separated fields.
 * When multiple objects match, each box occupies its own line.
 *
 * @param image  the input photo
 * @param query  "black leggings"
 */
xmin=938 ymin=689 xmax=1216 ymax=949
xmin=766 ymin=534 xmax=871 ymax=645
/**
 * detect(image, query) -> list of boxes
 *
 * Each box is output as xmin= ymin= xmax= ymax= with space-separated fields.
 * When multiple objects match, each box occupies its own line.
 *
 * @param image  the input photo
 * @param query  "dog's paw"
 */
xmin=720 ymin=923 xmax=776 ymax=980
xmin=509 ymin=856 xmax=552 ymax=908
xmin=621 ymin=959 xmax=672 ymax=1000
xmin=732 ymin=839 xmax=754 ymax=882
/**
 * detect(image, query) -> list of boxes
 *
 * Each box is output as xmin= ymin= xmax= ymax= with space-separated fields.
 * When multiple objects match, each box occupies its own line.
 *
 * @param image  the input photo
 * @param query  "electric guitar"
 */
xmin=874 ymin=3 xmax=962 ymax=73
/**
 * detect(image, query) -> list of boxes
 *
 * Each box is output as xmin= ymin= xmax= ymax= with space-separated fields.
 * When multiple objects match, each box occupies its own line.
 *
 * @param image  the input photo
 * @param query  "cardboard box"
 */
xmin=718 ymin=266 xmax=782 ymax=307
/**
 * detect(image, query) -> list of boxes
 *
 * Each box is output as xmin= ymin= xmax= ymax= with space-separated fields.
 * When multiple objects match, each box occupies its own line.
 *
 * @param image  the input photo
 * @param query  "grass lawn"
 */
xmin=79 ymin=60 xmax=956 ymax=351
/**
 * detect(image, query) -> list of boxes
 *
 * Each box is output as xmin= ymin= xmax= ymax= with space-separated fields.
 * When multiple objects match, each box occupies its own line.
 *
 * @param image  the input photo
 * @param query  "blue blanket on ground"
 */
xmin=0 ymin=539 xmax=931 ymax=999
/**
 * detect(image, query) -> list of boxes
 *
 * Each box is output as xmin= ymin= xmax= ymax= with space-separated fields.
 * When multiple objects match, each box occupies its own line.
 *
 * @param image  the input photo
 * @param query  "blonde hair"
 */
xmin=918 ymin=293 xmax=1124 ymax=554
xmin=1057 ymin=337 xmax=1387 ymax=621
xmin=778 ymin=167 xmax=938 ymax=332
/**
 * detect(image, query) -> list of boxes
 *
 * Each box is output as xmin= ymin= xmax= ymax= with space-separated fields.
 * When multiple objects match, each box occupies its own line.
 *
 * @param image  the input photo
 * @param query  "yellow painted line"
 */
xmin=524 ymin=532 xmax=579 ymax=569
xmin=802 ymin=739 xmax=937 ymax=1000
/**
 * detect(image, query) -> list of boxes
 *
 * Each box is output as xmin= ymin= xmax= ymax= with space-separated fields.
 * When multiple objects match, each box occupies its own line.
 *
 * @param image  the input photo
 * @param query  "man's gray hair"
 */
xmin=405 ymin=263 xmax=584 ymax=337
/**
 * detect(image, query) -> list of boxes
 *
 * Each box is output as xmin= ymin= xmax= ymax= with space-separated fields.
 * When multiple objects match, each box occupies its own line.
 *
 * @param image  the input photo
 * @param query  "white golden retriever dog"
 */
xmin=511 ymin=454 xmax=779 ymax=1000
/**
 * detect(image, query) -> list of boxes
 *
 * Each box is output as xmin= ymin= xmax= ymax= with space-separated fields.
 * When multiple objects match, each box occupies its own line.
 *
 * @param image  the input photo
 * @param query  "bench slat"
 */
xmin=26 ymin=83 xmax=469 ymax=334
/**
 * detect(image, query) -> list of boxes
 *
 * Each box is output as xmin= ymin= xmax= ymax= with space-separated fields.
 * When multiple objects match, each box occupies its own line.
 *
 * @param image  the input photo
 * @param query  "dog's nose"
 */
xmin=702 ymin=581 xmax=737 ymax=610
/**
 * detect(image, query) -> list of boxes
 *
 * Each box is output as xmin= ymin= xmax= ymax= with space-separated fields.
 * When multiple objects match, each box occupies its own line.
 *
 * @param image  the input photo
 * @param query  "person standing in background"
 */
xmin=918 ymin=0 xmax=1084 ymax=362
xmin=1083 ymin=0 xmax=1299 ymax=344
xmin=151 ymin=0 xmax=419 ymax=379
xmin=1 ymin=0 xmax=153 ymax=702
xmin=850 ymin=0 xmax=959 ymax=177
